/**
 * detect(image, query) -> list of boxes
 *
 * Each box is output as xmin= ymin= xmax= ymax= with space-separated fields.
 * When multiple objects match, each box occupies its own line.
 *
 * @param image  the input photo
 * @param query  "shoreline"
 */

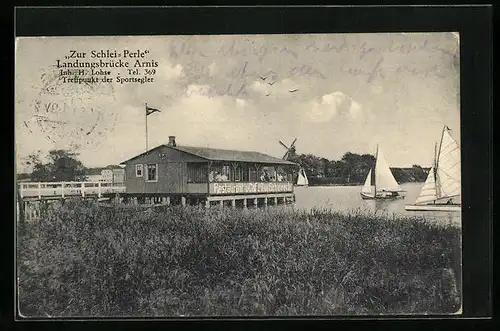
xmin=306 ymin=181 xmax=425 ymax=187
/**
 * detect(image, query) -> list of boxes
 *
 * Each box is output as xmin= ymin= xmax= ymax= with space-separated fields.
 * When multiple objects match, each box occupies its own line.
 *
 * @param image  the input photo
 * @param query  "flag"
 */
xmin=146 ymin=106 xmax=161 ymax=116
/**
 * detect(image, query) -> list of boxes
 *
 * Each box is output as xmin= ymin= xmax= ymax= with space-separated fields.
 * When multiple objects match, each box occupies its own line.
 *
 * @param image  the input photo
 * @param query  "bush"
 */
xmin=18 ymin=199 xmax=461 ymax=316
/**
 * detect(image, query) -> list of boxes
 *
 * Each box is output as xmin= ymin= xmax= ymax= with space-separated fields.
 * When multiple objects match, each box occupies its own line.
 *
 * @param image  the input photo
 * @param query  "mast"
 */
xmin=433 ymin=142 xmax=438 ymax=203
xmin=434 ymin=142 xmax=438 ymax=181
xmin=434 ymin=142 xmax=437 ymax=169
xmin=436 ymin=125 xmax=446 ymax=199
xmin=374 ymin=143 xmax=378 ymax=193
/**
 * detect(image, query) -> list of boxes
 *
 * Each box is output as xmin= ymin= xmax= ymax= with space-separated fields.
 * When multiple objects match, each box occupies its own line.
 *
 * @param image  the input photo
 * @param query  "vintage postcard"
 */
xmin=15 ymin=33 xmax=462 ymax=317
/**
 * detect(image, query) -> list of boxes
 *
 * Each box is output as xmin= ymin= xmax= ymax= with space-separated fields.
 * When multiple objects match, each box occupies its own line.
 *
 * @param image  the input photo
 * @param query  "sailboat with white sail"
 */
xmin=405 ymin=125 xmax=461 ymax=212
xmin=296 ymin=167 xmax=309 ymax=187
xmin=360 ymin=144 xmax=404 ymax=200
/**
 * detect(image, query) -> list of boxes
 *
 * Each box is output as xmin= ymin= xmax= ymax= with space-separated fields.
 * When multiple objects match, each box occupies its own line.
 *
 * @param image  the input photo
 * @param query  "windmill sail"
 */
xmin=374 ymin=147 xmax=402 ymax=192
xmin=436 ymin=128 xmax=461 ymax=199
xmin=415 ymin=167 xmax=438 ymax=204
xmin=361 ymin=169 xmax=375 ymax=195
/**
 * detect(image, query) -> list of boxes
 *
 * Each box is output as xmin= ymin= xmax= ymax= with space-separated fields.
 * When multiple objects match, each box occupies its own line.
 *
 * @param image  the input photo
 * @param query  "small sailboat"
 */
xmin=405 ymin=125 xmax=461 ymax=212
xmin=360 ymin=144 xmax=404 ymax=200
xmin=296 ymin=167 xmax=309 ymax=187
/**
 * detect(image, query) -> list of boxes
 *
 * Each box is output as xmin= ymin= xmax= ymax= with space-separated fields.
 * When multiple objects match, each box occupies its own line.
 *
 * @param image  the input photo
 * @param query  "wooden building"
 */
xmin=120 ymin=136 xmax=298 ymax=207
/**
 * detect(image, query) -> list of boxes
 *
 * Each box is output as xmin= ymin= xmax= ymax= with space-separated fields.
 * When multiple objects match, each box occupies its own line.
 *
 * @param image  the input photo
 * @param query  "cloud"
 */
xmin=275 ymin=78 xmax=301 ymax=95
xmin=370 ymin=83 xmax=384 ymax=95
xmin=143 ymin=90 xmax=261 ymax=151
xmin=280 ymin=78 xmax=294 ymax=86
xmin=184 ymin=84 xmax=213 ymax=97
xmin=235 ymin=98 xmax=247 ymax=107
xmin=249 ymin=78 xmax=303 ymax=99
xmin=250 ymin=81 xmax=270 ymax=95
xmin=114 ymin=58 xmax=189 ymax=109
xmin=304 ymin=91 xmax=363 ymax=123
xmin=208 ymin=62 xmax=217 ymax=76
xmin=349 ymin=99 xmax=362 ymax=119
xmin=161 ymin=63 xmax=184 ymax=80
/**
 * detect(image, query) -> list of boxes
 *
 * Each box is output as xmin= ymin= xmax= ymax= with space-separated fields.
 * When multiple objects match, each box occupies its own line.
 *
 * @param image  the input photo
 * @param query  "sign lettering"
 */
xmin=210 ymin=182 xmax=293 ymax=194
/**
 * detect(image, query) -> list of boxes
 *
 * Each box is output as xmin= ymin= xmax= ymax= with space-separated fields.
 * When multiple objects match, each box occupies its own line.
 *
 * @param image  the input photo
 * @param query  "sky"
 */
xmin=15 ymin=33 xmax=460 ymax=172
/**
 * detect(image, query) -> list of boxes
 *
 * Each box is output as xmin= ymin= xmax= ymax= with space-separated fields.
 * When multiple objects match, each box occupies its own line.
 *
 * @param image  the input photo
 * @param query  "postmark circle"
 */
xmin=29 ymin=66 xmax=118 ymax=150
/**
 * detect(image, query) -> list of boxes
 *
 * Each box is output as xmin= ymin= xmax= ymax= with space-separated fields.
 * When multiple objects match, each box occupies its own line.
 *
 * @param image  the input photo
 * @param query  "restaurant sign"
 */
xmin=210 ymin=182 xmax=293 ymax=195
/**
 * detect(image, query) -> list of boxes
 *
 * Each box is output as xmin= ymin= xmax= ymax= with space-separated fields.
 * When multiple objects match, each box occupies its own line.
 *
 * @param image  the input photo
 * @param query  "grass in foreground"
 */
xmin=17 ymin=199 xmax=461 ymax=317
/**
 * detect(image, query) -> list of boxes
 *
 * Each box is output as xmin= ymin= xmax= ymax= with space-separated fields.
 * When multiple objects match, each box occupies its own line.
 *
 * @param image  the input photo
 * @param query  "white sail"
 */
xmin=297 ymin=168 xmax=308 ymax=186
xmin=375 ymin=147 xmax=402 ymax=192
xmin=415 ymin=167 xmax=438 ymax=204
xmin=361 ymin=169 xmax=375 ymax=195
xmin=436 ymin=128 xmax=461 ymax=199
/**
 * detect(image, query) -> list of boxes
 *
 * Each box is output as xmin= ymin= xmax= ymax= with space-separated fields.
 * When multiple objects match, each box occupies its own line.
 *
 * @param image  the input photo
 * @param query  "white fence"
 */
xmin=18 ymin=181 xmax=126 ymax=199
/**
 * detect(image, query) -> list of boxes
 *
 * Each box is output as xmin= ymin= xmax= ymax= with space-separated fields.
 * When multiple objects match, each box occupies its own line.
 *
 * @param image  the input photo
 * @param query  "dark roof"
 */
xmin=104 ymin=164 xmax=122 ymax=170
xmin=85 ymin=168 xmax=103 ymax=176
xmin=121 ymin=144 xmax=297 ymax=166
xmin=174 ymin=145 xmax=297 ymax=165
xmin=17 ymin=173 xmax=30 ymax=180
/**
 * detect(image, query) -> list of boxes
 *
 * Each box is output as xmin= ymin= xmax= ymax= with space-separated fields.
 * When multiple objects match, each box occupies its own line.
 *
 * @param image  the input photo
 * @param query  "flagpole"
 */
xmin=145 ymin=103 xmax=148 ymax=152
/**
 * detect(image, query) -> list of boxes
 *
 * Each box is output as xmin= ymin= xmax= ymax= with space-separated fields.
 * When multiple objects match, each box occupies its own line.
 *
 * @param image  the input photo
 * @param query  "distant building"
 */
xmin=85 ymin=168 xmax=104 ymax=182
xmin=101 ymin=165 xmax=125 ymax=185
xmin=16 ymin=173 xmax=31 ymax=182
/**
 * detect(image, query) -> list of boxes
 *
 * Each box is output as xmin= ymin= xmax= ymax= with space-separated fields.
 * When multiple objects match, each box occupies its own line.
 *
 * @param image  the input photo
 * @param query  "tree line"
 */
xmin=18 ymin=150 xmax=87 ymax=182
xmin=17 ymin=149 xmax=430 ymax=185
xmin=287 ymin=152 xmax=430 ymax=185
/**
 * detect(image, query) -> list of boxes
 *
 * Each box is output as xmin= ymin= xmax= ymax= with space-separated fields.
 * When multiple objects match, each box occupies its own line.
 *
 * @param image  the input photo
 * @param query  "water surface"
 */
xmin=292 ymin=183 xmax=461 ymax=227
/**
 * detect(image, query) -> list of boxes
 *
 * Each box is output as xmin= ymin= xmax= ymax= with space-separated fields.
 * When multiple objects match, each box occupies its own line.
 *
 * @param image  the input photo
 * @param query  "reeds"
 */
xmin=17 ymin=199 xmax=461 ymax=317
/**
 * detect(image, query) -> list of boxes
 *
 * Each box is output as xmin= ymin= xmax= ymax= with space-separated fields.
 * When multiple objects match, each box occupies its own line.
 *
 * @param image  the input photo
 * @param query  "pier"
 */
xmin=17 ymin=181 xmax=125 ymax=221
xmin=16 ymin=181 xmax=295 ymax=222
xmin=19 ymin=181 xmax=126 ymax=200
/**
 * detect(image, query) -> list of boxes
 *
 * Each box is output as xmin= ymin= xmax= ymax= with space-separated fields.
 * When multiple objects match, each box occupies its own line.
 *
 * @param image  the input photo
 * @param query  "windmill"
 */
xmin=278 ymin=138 xmax=308 ymax=187
xmin=279 ymin=138 xmax=297 ymax=161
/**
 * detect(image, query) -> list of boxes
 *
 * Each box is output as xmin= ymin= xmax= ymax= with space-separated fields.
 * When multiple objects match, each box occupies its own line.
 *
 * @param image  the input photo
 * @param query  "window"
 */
xmin=221 ymin=164 xmax=231 ymax=181
xmin=146 ymin=164 xmax=158 ymax=182
xmin=249 ymin=166 xmax=258 ymax=182
xmin=135 ymin=164 xmax=143 ymax=177
xmin=259 ymin=166 xmax=276 ymax=182
xmin=232 ymin=163 xmax=248 ymax=182
xmin=241 ymin=164 xmax=249 ymax=182
xmin=276 ymin=166 xmax=284 ymax=181
xmin=187 ymin=163 xmax=208 ymax=183
xmin=209 ymin=163 xmax=231 ymax=182
xmin=233 ymin=164 xmax=242 ymax=182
